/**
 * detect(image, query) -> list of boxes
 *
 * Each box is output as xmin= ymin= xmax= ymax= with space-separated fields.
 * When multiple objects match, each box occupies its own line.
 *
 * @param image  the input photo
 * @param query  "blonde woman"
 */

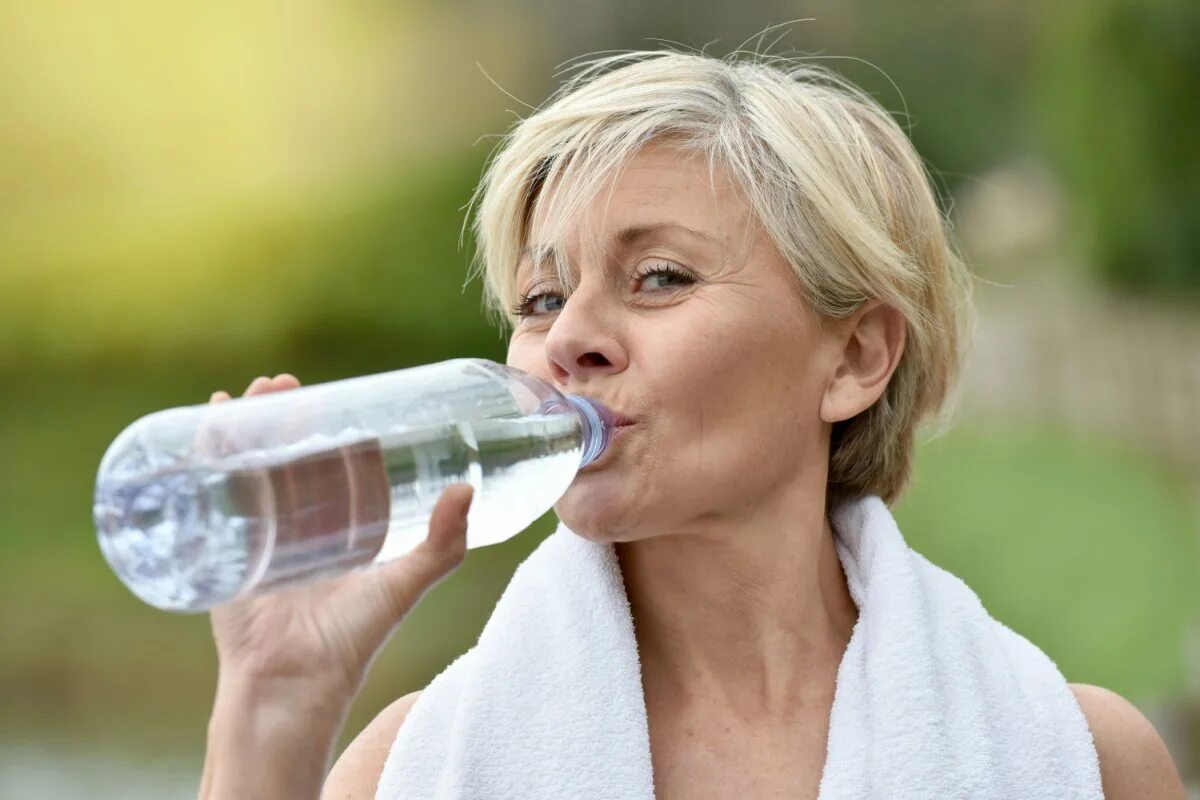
xmin=198 ymin=51 xmax=1187 ymax=799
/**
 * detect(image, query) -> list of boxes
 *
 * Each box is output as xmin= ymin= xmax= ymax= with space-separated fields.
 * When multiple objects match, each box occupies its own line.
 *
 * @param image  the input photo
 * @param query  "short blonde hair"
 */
xmin=468 ymin=50 xmax=976 ymax=507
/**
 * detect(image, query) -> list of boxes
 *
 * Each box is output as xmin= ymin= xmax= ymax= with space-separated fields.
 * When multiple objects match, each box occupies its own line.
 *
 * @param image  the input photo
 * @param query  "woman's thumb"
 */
xmin=370 ymin=483 xmax=474 ymax=622
xmin=422 ymin=483 xmax=474 ymax=557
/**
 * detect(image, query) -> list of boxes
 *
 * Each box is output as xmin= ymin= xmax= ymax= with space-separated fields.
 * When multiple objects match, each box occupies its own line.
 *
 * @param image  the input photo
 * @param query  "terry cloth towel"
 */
xmin=376 ymin=494 xmax=1103 ymax=799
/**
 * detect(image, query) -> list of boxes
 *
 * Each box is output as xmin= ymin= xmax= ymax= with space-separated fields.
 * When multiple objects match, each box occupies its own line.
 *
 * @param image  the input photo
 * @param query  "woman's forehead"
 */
xmin=523 ymin=145 xmax=750 ymax=260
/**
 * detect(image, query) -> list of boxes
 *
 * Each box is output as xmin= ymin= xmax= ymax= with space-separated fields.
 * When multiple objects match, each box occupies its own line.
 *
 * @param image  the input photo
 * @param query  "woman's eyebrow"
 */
xmin=516 ymin=245 xmax=558 ymax=284
xmin=520 ymin=223 xmax=718 ymax=261
xmin=614 ymin=223 xmax=720 ymax=248
xmin=514 ymin=246 xmax=559 ymax=290
xmin=517 ymin=222 xmax=719 ymax=280
xmin=518 ymin=243 xmax=554 ymax=261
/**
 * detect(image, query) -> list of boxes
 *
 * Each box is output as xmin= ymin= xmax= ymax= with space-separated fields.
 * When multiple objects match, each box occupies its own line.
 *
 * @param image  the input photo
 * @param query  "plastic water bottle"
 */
xmin=93 ymin=358 xmax=615 ymax=613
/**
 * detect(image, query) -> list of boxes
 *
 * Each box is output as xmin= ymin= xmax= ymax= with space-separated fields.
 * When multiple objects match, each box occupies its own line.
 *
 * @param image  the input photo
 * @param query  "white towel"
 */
xmin=376 ymin=494 xmax=1103 ymax=799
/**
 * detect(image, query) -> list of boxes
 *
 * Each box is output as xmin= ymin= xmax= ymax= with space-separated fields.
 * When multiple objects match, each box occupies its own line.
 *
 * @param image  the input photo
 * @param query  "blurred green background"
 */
xmin=2 ymin=1 xmax=1197 ymax=796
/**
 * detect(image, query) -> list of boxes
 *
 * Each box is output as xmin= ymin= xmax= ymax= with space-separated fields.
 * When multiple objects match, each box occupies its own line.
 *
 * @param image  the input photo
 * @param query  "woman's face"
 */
xmin=506 ymin=142 xmax=842 ymax=543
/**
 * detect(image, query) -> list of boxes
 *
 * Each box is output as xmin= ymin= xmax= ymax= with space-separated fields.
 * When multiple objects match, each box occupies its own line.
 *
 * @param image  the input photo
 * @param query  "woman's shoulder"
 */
xmin=321 ymin=690 xmax=423 ymax=799
xmin=316 ymin=684 xmax=1190 ymax=797
xmin=1067 ymin=682 xmax=1187 ymax=799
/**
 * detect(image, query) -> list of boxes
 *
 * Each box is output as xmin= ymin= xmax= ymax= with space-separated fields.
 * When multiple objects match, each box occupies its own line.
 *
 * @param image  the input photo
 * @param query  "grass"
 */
xmin=896 ymin=419 xmax=1199 ymax=704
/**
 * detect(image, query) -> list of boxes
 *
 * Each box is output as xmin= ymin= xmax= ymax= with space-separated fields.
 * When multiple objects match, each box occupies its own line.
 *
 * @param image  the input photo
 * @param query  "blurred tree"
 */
xmin=501 ymin=0 xmax=1042 ymax=215
xmin=280 ymin=156 xmax=506 ymax=372
xmin=1034 ymin=0 xmax=1200 ymax=296
xmin=821 ymin=0 xmax=1037 ymax=203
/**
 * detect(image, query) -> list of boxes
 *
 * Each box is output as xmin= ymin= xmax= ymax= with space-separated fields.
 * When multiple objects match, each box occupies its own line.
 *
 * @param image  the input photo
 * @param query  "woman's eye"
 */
xmin=526 ymin=293 xmax=564 ymax=316
xmin=510 ymin=289 xmax=565 ymax=318
xmin=512 ymin=261 xmax=694 ymax=319
xmin=638 ymin=266 xmax=688 ymax=290
xmin=633 ymin=260 xmax=696 ymax=293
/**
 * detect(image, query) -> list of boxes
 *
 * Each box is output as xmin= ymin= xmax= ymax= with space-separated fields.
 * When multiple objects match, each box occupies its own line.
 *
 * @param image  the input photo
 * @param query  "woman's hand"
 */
xmin=208 ymin=373 xmax=473 ymax=698
xmin=198 ymin=373 xmax=473 ymax=800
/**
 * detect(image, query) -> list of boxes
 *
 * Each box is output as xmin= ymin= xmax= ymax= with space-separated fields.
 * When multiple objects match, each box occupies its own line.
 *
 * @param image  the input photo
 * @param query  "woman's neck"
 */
xmin=614 ymin=491 xmax=858 ymax=723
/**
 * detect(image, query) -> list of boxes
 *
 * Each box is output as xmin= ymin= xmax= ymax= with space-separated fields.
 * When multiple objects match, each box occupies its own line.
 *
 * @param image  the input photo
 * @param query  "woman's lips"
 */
xmin=581 ymin=423 xmax=635 ymax=471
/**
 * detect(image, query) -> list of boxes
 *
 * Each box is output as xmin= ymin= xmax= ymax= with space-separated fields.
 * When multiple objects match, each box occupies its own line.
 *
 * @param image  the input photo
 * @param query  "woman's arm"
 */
xmin=199 ymin=672 xmax=354 ymax=799
xmin=196 ymin=373 xmax=474 ymax=800
xmin=1069 ymin=683 xmax=1188 ymax=800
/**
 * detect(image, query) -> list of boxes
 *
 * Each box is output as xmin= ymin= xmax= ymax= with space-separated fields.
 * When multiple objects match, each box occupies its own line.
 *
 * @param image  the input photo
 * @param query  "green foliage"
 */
xmin=1033 ymin=0 xmax=1200 ymax=296
xmin=826 ymin=3 xmax=1036 ymax=204
xmin=279 ymin=156 xmax=509 ymax=365
xmin=0 ymin=154 xmax=507 ymax=375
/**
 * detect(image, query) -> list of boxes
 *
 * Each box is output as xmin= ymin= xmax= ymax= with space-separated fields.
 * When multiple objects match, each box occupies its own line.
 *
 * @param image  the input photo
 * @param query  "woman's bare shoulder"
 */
xmin=321 ymin=690 xmax=423 ymax=800
xmin=1068 ymin=682 xmax=1187 ymax=800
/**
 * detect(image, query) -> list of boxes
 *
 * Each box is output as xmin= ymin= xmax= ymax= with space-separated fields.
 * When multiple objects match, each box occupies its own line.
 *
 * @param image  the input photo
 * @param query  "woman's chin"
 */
xmin=552 ymin=481 xmax=633 ymax=541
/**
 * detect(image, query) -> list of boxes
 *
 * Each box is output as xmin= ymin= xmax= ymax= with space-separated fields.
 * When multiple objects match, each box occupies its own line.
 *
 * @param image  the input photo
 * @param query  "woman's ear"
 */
xmin=820 ymin=300 xmax=907 ymax=424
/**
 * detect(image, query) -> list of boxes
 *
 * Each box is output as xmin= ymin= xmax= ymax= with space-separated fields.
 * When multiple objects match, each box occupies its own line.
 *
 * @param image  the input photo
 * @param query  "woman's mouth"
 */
xmin=581 ymin=422 xmax=635 ymax=471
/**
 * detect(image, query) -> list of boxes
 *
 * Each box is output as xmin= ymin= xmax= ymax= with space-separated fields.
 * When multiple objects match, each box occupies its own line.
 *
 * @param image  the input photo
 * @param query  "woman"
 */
xmin=198 ymin=52 xmax=1187 ymax=799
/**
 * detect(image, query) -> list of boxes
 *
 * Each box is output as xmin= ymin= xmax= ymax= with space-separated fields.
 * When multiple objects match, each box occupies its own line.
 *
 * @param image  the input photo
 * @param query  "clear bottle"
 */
xmin=93 ymin=358 xmax=614 ymax=613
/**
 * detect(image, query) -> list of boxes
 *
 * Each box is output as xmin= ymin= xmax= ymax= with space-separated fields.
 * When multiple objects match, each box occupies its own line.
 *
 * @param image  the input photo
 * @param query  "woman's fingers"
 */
xmin=201 ymin=375 xmax=301 ymax=457
xmin=245 ymin=376 xmax=273 ymax=396
xmin=233 ymin=374 xmax=302 ymax=398
xmin=209 ymin=375 xmax=300 ymax=400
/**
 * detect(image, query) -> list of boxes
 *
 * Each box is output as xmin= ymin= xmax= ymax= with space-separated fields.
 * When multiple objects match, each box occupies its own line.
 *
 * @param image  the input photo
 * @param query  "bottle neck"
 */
xmin=563 ymin=395 xmax=614 ymax=468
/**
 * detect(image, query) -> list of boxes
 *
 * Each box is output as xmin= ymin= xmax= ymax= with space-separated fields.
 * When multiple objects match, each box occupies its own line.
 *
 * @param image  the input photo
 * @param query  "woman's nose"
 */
xmin=542 ymin=284 xmax=628 ymax=387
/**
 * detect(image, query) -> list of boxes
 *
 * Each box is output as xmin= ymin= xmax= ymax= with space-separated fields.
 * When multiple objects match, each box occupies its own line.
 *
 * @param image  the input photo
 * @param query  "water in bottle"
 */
xmin=93 ymin=358 xmax=615 ymax=612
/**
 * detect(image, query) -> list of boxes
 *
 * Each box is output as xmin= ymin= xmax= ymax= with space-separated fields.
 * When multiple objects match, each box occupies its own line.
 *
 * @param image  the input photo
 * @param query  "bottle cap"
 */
xmin=564 ymin=395 xmax=614 ymax=468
